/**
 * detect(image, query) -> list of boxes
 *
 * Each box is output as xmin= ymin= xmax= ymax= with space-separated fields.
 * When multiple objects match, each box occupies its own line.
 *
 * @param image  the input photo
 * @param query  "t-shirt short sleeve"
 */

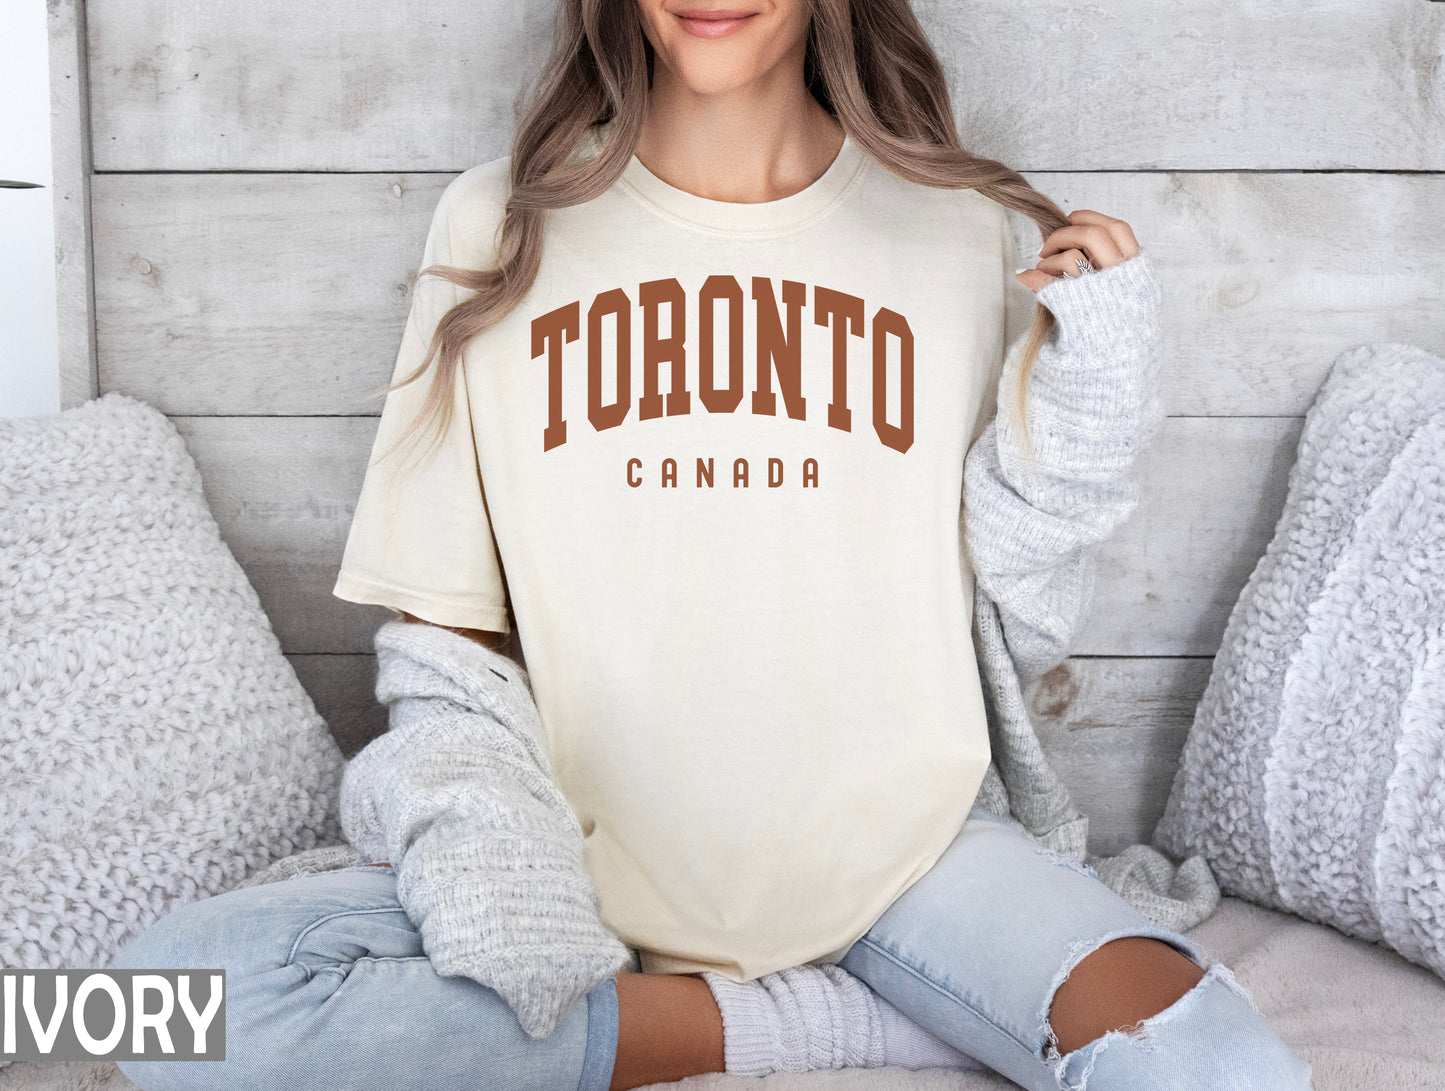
xmin=967 ymin=203 xmax=1039 ymax=454
xmin=331 ymin=177 xmax=511 ymax=633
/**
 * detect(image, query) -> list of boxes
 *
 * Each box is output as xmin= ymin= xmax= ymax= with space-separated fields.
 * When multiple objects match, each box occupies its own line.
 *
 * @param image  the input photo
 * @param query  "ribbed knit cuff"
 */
xmin=819 ymin=963 xmax=887 ymax=1069
xmin=411 ymin=847 xmax=631 ymax=1039
xmin=703 ymin=971 xmax=786 ymax=1077
xmin=994 ymin=248 xmax=1163 ymax=494
xmin=701 ymin=965 xmax=886 ymax=1076
xmin=1033 ymin=248 xmax=1162 ymax=359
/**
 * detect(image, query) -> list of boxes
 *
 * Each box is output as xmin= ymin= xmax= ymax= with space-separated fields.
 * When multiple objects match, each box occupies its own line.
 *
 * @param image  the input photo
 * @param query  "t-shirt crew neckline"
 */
xmin=588 ymin=120 xmax=868 ymax=238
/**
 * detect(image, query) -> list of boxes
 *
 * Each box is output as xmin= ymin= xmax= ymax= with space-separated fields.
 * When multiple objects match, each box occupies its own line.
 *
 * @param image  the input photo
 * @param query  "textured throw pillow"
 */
xmin=0 ymin=391 xmax=346 ymax=978
xmin=1154 ymin=341 xmax=1445 ymax=981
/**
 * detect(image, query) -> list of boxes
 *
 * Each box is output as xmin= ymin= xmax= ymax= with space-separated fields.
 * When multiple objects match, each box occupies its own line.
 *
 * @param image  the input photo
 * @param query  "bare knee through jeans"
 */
xmin=836 ymin=805 xmax=1314 ymax=1090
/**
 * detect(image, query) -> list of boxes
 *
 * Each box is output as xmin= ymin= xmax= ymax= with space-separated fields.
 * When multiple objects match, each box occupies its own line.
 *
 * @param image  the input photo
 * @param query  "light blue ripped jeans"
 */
xmin=836 ymin=802 xmax=1315 ymax=1090
xmin=111 ymin=861 xmax=618 ymax=1091
xmin=112 ymin=801 xmax=1313 ymax=1091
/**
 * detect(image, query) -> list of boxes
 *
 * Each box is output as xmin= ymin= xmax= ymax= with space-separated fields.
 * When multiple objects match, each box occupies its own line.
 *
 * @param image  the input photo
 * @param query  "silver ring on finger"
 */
xmin=1073 ymin=256 xmax=1095 ymax=277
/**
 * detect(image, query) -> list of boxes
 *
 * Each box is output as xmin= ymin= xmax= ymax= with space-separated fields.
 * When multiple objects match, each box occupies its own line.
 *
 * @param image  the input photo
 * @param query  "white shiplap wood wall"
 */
xmin=75 ymin=0 xmax=1445 ymax=853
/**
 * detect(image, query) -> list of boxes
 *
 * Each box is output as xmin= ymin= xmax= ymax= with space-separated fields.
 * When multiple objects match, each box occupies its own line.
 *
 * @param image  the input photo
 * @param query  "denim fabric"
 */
xmin=110 ymin=805 xmax=1315 ymax=1091
xmin=838 ymin=803 xmax=1315 ymax=1090
xmin=111 ymin=863 xmax=618 ymax=1091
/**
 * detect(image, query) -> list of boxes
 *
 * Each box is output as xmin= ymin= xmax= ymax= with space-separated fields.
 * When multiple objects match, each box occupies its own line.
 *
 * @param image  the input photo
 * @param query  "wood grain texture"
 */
xmin=1024 ymin=656 xmax=1214 ymax=854
xmin=285 ymin=653 xmax=387 ymax=758
xmin=1005 ymin=173 xmax=1445 ymax=417
xmin=169 ymin=415 xmax=395 ymax=654
xmin=49 ymin=0 xmax=98 ymax=408
xmin=94 ymin=171 xmax=1445 ymax=417
xmin=1089 ymin=415 xmax=1304 ymax=657
xmin=92 ymin=173 xmax=451 ymax=415
xmin=88 ymin=0 xmax=1445 ymax=171
xmin=88 ymin=1 xmax=553 ymax=172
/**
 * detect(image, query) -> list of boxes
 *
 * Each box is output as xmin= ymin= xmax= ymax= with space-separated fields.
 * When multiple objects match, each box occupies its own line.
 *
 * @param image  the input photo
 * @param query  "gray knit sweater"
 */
xmin=964 ymin=250 xmax=1219 ymax=924
xmin=337 ymin=619 xmax=634 ymax=1039
xmin=323 ymin=247 xmax=1219 ymax=1040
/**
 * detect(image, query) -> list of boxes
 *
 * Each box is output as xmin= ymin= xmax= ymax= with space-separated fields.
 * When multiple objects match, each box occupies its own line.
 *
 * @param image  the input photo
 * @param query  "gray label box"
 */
xmin=2 ymin=969 xmax=225 ymax=1062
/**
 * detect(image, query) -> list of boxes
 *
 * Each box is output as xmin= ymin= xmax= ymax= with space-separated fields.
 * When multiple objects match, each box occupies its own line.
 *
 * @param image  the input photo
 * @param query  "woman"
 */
xmin=114 ymin=1 xmax=1315 ymax=1089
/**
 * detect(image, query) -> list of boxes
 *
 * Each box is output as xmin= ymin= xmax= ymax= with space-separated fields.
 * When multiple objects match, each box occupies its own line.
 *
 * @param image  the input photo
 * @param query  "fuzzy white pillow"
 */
xmin=0 ymin=391 xmax=346 ymax=978
xmin=1154 ymin=342 xmax=1445 ymax=981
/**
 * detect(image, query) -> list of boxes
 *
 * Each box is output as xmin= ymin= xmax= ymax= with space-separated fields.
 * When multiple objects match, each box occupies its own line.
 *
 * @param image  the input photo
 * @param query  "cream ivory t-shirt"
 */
xmin=333 ymin=120 xmax=1038 ymax=979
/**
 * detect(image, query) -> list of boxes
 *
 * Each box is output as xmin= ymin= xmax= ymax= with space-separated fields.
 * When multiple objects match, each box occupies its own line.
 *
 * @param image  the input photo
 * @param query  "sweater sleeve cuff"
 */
xmin=1032 ymin=247 xmax=1162 ymax=359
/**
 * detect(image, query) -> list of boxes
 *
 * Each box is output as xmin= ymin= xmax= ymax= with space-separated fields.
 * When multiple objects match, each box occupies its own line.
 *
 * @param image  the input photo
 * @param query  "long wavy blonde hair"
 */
xmin=370 ymin=0 xmax=1068 ymax=470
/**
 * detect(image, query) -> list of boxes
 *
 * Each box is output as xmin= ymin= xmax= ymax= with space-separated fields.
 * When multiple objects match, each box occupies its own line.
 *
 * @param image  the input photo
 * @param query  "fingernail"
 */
xmin=1013 ymin=266 xmax=1030 ymax=275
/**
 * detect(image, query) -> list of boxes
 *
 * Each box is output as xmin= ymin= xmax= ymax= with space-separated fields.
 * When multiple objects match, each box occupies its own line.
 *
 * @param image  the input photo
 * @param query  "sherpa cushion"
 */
xmin=1154 ymin=341 xmax=1445 ymax=981
xmin=0 ymin=391 xmax=346 ymax=978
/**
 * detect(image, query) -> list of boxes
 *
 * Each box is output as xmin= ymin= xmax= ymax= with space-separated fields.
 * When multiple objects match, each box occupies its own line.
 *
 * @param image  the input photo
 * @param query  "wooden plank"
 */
xmin=88 ymin=0 xmax=551 ymax=172
xmin=169 ymin=414 xmax=1296 ymax=659
xmin=48 ymin=0 xmax=98 ymax=408
xmin=95 ymin=171 xmax=1445 ymax=418
xmin=1024 ymin=656 xmax=1215 ymax=856
xmin=170 ymin=415 xmax=397 ymax=654
xmin=941 ymin=0 xmax=1445 ymax=172
xmin=1016 ymin=170 xmax=1445 ymax=417
xmin=286 ymin=653 xmax=387 ymax=758
xmin=1084 ymin=415 xmax=1305 ymax=657
xmin=88 ymin=0 xmax=1445 ymax=172
xmin=93 ymin=173 xmax=451 ymax=415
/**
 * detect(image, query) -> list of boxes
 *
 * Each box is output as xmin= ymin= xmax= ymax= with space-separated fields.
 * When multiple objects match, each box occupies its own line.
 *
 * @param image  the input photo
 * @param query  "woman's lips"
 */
xmin=674 ymin=9 xmax=758 ymax=38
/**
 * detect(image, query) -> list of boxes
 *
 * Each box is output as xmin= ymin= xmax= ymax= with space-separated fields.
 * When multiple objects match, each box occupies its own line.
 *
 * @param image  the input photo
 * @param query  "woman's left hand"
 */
xmin=1015 ymin=209 xmax=1143 ymax=294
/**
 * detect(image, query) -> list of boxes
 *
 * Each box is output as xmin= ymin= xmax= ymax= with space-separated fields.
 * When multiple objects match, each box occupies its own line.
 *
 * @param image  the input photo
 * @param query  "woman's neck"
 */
xmin=631 ymin=77 xmax=844 ymax=206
